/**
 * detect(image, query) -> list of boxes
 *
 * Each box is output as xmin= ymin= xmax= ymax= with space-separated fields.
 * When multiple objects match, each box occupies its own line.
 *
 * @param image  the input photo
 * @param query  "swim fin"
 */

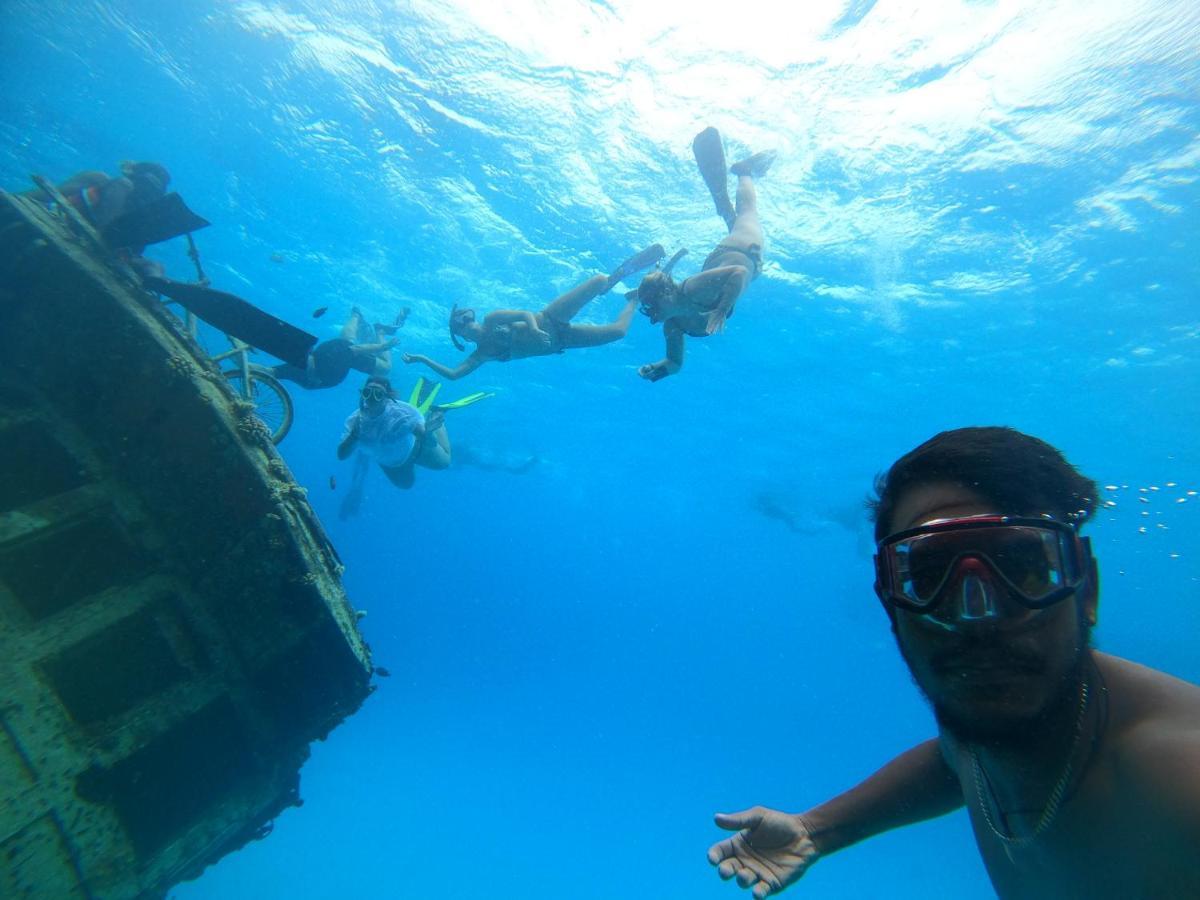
xmin=143 ymin=276 xmax=317 ymax=369
xmin=692 ymin=127 xmax=735 ymax=231
xmin=730 ymin=150 xmax=776 ymax=179
xmin=408 ymin=377 xmax=443 ymax=414
xmin=604 ymin=243 xmax=666 ymax=292
xmin=102 ymin=192 xmax=211 ymax=250
xmin=435 ymin=390 xmax=495 ymax=411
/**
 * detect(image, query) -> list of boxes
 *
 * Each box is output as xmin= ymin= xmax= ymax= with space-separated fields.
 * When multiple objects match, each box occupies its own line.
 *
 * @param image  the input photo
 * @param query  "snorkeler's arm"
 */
xmin=638 ymin=322 xmax=685 ymax=382
xmin=799 ymin=739 xmax=964 ymax=855
xmin=486 ymin=309 xmax=551 ymax=344
xmin=402 ymin=351 xmax=485 ymax=381
xmin=685 ymin=265 xmax=749 ymax=335
xmin=707 ymin=741 xmax=961 ymax=897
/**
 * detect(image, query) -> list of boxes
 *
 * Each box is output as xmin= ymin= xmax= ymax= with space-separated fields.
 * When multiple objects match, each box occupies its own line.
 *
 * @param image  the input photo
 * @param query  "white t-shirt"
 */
xmin=343 ymin=399 xmax=425 ymax=467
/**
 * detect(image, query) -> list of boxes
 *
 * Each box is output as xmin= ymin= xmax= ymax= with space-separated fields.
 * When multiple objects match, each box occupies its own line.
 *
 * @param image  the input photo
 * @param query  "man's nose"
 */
xmin=948 ymin=557 xmax=999 ymax=622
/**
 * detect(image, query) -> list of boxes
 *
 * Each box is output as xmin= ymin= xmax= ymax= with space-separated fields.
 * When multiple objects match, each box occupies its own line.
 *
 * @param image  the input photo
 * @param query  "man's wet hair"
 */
xmin=869 ymin=426 xmax=1099 ymax=542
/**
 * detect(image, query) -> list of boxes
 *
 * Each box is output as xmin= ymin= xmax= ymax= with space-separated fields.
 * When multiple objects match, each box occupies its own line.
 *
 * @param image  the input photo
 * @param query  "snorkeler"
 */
xmin=20 ymin=160 xmax=172 ymax=232
xmin=336 ymin=376 xmax=490 ymax=517
xmin=18 ymin=160 xmax=209 ymax=267
xmin=272 ymin=307 xmax=407 ymax=390
xmin=634 ymin=127 xmax=773 ymax=382
xmin=400 ymin=244 xmax=665 ymax=380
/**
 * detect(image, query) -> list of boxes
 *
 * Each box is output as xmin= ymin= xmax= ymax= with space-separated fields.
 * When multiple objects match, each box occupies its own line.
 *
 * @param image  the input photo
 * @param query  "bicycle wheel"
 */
xmin=223 ymin=367 xmax=294 ymax=444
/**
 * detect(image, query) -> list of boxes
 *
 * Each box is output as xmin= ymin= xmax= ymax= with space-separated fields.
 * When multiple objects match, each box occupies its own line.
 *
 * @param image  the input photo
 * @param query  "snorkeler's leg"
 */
xmin=416 ymin=423 xmax=451 ymax=470
xmin=348 ymin=339 xmax=398 ymax=375
xmin=270 ymin=362 xmax=308 ymax=385
xmin=540 ymin=274 xmax=609 ymax=323
xmin=339 ymin=453 xmax=371 ymax=519
xmin=381 ymin=461 xmax=417 ymax=489
xmin=728 ymin=176 xmax=764 ymax=248
xmin=560 ymin=294 xmax=638 ymax=349
xmin=341 ymin=307 xmax=367 ymax=342
xmin=374 ymin=307 xmax=409 ymax=336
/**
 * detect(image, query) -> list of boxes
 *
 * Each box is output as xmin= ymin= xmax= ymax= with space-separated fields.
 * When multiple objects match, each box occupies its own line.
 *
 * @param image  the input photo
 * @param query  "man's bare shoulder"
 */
xmin=1095 ymin=653 xmax=1200 ymax=830
xmin=1096 ymin=652 xmax=1200 ymax=716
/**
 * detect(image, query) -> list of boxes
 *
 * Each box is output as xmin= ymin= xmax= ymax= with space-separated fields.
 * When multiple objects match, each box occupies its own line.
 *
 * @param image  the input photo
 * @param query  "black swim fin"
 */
xmin=144 ymin=276 xmax=317 ymax=369
xmin=604 ymin=243 xmax=665 ymax=292
xmin=102 ymin=192 xmax=211 ymax=250
xmin=692 ymin=127 xmax=735 ymax=231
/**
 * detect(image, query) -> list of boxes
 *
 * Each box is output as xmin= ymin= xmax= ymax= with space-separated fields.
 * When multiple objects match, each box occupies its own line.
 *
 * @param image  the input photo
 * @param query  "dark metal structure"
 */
xmin=0 ymin=189 xmax=373 ymax=898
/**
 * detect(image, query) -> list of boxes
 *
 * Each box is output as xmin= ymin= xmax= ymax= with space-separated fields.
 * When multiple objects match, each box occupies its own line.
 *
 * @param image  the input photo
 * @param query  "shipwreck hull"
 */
xmin=0 ymin=190 xmax=372 ymax=898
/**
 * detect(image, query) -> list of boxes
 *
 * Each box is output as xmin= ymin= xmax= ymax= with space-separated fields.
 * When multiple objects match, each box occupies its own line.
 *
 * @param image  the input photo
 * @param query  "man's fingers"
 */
xmin=707 ymin=838 xmax=733 ymax=866
xmin=735 ymin=866 xmax=760 ymax=888
xmin=715 ymin=808 xmax=765 ymax=833
xmin=717 ymin=857 xmax=741 ymax=880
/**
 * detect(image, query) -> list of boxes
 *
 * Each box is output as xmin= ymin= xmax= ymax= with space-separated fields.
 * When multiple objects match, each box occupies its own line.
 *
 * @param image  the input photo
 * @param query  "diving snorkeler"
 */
xmin=272 ymin=307 xmax=407 ymax=390
xmin=336 ymin=375 xmax=491 ymax=517
xmin=634 ymin=127 xmax=773 ymax=382
xmin=401 ymin=244 xmax=665 ymax=381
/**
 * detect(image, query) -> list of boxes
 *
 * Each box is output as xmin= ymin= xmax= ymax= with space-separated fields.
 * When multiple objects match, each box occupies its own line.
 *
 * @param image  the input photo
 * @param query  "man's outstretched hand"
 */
xmin=707 ymin=807 xmax=821 ymax=898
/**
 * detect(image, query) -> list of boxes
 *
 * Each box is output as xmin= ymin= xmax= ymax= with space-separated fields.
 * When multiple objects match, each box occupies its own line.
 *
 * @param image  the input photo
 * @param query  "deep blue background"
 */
xmin=2 ymin=1 xmax=1197 ymax=897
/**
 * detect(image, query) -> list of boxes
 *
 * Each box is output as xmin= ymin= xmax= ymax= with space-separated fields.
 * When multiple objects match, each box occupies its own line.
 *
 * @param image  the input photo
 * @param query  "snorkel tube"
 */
xmin=449 ymin=303 xmax=466 ymax=351
xmin=661 ymin=247 xmax=688 ymax=276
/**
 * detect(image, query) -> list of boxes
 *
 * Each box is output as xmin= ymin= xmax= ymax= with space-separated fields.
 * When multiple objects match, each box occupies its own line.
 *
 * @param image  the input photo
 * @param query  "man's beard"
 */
xmin=899 ymin=624 xmax=1092 ymax=747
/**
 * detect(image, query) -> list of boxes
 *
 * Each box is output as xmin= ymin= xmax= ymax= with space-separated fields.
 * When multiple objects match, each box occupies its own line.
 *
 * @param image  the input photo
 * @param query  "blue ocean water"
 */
xmin=2 ymin=1 xmax=1198 ymax=897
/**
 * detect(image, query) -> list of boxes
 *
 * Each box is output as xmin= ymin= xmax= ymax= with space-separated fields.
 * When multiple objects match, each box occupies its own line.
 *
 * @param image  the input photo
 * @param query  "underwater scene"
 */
xmin=2 ymin=1 xmax=1198 ymax=897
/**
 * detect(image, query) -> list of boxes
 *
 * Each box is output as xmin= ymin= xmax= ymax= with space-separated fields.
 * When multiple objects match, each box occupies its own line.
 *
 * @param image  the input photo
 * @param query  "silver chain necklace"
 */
xmin=969 ymin=679 xmax=1091 ymax=848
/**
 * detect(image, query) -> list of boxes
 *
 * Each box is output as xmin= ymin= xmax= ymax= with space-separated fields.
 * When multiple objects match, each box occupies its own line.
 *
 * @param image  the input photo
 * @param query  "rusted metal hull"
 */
xmin=0 ymin=191 xmax=372 ymax=899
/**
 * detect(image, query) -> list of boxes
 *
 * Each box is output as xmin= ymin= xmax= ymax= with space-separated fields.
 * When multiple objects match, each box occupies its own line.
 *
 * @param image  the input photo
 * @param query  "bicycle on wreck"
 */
xmin=199 ymin=329 xmax=295 ymax=445
xmin=167 ymin=236 xmax=296 ymax=444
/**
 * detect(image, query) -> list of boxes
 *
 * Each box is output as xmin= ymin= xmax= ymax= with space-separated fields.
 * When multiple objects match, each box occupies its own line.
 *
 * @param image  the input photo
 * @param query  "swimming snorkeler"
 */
xmin=336 ymin=376 xmax=490 ymax=517
xmin=273 ymin=307 xmax=407 ymax=390
xmin=634 ymin=127 xmax=773 ymax=382
xmin=400 ymin=244 xmax=665 ymax=381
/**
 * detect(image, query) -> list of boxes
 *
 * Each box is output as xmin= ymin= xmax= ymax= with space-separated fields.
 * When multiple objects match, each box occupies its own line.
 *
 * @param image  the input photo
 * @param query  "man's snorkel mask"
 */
xmin=633 ymin=248 xmax=688 ymax=321
xmin=448 ymin=303 xmax=474 ymax=351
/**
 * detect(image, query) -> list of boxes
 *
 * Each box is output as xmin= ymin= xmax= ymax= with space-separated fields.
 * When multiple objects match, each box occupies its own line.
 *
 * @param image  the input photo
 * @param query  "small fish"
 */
xmin=329 ymin=475 xmax=337 ymax=490
xmin=374 ymin=666 xmax=391 ymax=678
xmin=312 ymin=306 xmax=328 ymax=319
xmin=269 ymin=251 xmax=285 ymax=263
